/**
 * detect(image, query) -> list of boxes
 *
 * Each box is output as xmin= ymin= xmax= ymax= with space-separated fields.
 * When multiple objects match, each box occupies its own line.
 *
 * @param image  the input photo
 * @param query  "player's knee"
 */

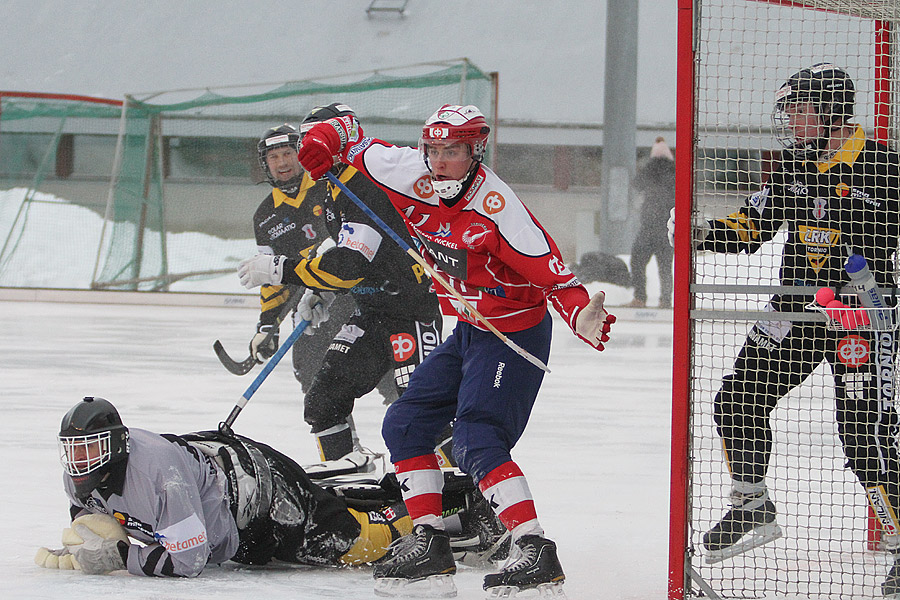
xmin=451 ymin=421 xmax=510 ymax=482
xmin=303 ymin=384 xmax=353 ymax=432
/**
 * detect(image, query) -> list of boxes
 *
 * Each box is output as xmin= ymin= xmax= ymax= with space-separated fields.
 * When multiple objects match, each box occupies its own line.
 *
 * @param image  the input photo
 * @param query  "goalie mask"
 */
xmin=772 ymin=63 xmax=855 ymax=160
xmin=257 ymin=124 xmax=303 ymax=193
xmin=420 ymin=104 xmax=491 ymax=199
xmin=59 ymin=396 xmax=130 ymax=496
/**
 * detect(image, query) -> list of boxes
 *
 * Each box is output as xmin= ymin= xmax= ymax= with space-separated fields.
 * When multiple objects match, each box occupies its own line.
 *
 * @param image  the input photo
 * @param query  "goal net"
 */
xmin=672 ymin=1 xmax=900 ymax=598
xmin=91 ymin=59 xmax=494 ymax=292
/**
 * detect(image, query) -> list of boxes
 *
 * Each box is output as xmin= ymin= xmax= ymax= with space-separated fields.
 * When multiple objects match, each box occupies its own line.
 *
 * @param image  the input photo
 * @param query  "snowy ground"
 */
xmin=0 ymin=290 xmax=674 ymax=600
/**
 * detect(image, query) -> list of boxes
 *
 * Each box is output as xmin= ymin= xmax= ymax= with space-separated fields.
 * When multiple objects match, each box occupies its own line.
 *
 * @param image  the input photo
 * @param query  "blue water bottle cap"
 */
xmin=845 ymin=253 xmax=867 ymax=274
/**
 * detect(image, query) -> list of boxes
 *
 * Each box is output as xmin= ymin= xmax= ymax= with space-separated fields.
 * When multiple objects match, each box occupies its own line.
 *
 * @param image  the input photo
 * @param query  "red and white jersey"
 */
xmin=339 ymin=137 xmax=591 ymax=333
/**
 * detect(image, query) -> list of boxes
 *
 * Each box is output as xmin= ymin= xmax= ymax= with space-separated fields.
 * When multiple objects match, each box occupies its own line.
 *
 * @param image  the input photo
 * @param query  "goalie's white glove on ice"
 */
xmin=298 ymin=288 xmax=336 ymax=335
xmin=575 ymin=291 xmax=616 ymax=351
xmin=238 ymin=254 xmax=285 ymax=289
xmin=34 ymin=546 xmax=80 ymax=570
xmin=62 ymin=514 xmax=130 ymax=575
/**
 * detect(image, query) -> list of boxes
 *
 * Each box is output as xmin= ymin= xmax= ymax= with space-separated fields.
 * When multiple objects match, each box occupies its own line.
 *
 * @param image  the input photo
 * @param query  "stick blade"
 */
xmin=213 ymin=340 xmax=257 ymax=376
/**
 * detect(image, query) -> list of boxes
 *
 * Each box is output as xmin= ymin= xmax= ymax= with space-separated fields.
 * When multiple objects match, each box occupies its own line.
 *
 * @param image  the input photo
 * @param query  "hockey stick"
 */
xmin=324 ymin=171 xmax=550 ymax=373
xmin=219 ymin=317 xmax=311 ymax=435
xmin=213 ymin=287 xmax=303 ymax=375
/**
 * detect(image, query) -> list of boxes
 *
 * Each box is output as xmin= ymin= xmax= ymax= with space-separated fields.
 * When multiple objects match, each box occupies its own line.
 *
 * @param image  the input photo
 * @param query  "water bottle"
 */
xmin=845 ymin=253 xmax=893 ymax=330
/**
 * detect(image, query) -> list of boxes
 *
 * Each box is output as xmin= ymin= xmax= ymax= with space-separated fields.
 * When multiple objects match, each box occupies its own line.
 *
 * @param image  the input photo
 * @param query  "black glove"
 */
xmin=250 ymin=323 xmax=279 ymax=363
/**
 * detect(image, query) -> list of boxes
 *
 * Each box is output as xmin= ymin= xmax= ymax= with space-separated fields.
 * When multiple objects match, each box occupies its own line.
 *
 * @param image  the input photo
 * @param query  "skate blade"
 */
xmin=705 ymin=522 xmax=783 ymax=564
xmin=485 ymin=580 xmax=567 ymax=599
xmin=374 ymin=574 xmax=457 ymax=598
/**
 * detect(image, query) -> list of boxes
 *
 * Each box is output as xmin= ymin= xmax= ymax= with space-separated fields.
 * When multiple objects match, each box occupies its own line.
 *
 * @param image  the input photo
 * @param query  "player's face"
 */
xmin=784 ymin=101 xmax=823 ymax=142
xmin=61 ymin=437 xmax=107 ymax=474
xmin=426 ymin=142 xmax=473 ymax=181
xmin=265 ymin=146 xmax=302 ymax=183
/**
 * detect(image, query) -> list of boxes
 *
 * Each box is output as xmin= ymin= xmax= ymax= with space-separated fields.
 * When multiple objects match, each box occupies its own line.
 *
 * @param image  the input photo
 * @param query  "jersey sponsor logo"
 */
xmin=425 ymin=223 xmax=452 ymax=238
xmin=313 ymin=204 xmax=324 ymax=217
xmin=548 ymin=256 xmax=572 ymax=276
xmin=461 ymin=173 xmax=485 ymax=205
xmin=835 ymin=182 xmax=850 ymax=197
xmin=788 ymin=180 xmax=809 ymax=196
xmin=327 ymin=342 xmax=350 ymax=354
xmin=154 ymin=513 xmax=208 ymax=554
xmin=301 ymin=223 xmax=317 ymax=240
xmin=811 ymin=197 xmax=827 ymax=220
xmin=337 ymin=221 xmax=382 ymax=262
xmin=483 ymin=191 xmax=506 ymax=215
xmin=345 ymin=137 xmax=373 ymax=162
xmin=268 ymin=219 xmax=297 ymax=240
xmin=391 ymin=333 xmax=416 ymax=362
xmin=416 ymin=233 xmax=468 ymax=279
xmin=111 ymin=510 xmax=155 ymax=538
xmin=798 ymin=225 xmax=840 ymax=272
xmin=259 ymin=213 xmax=277 ymax=226
xmin=462 ymin=223 xmax=491 ymax=248
xmin=747 ymin=186 xmax=770 ymax=215
xmin=414 ymin=175 xmax=435 ymax=199
xmin=404 ymin=205 xmax=432 ymax=228
xmin=837 ymin=334 xmax=869 ymax=368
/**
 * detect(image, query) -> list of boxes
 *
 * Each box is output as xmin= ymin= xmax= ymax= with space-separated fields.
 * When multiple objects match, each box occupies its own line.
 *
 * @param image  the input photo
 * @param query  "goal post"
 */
xmin=671 ymin=1 xmax=900 ymax=599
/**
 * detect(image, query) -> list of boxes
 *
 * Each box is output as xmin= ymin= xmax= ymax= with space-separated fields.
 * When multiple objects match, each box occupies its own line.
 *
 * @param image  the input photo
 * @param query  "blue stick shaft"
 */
xmin=222 ymin=318 xmax=310 ymax=429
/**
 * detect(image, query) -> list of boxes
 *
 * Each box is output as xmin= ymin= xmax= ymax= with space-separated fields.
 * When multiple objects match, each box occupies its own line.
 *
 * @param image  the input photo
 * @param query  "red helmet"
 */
xmin=421 ymin=104 xmax=490 ymax=161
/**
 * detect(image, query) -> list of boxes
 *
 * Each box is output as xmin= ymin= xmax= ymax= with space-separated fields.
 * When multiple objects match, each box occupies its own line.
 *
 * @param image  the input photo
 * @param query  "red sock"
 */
xmin=479 ymin=461 xmax=541 ymax=535
xmin=394 ymin=454 xmax=443 ymax=527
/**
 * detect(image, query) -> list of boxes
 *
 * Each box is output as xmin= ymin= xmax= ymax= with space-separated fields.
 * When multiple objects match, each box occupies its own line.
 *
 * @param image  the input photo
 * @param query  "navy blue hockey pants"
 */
xmin=382 ymin=311 xmax=552 ymax=483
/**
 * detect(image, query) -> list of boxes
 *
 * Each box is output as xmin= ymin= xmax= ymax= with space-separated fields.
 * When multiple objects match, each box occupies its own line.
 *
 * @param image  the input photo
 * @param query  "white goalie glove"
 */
xmin=574 ymin=291 xmax=616 ymax=351
xmin=298 ymin=288 xmax=336 ymax=336
xmin=667 ymin=207 xmax=676 ymax=248
xmin=35 ymin=546 xmax=80 ymax=570
xmin=62 ymin=514 xmax=130 ymax=575
xmin=668 ymin=207 xmax=710 ymax=249
xmin=237 ymin=254 xmax=285 ymax=289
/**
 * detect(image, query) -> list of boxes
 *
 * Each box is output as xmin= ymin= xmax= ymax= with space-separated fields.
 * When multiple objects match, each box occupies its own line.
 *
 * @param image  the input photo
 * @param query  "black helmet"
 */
xmin=300 ymin=102 xmax=356 ymax=137
xmin=772 ymin=63 xmax=855 ymax=158
xmin=257 ymin=124 xmax=302 ymax=193
xmin=58 ymin=397 xmax=130 ymax=496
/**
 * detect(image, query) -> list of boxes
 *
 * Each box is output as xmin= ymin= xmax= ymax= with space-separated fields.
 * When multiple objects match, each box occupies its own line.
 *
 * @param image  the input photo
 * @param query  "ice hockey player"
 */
xmin=37 ymin=397 xmax=507 ymax=577
xmin=251 ymin=122 xmax=402 ymax=473
xmin=240 ymin=104 xmax=446 ymax=475
xmin=282 ymin=103 xmax=615 ymax=597
xmin=670 ymin=63 xmax=900 ymax=595
xmin=250 ymin=124 xmax=356 ymax=393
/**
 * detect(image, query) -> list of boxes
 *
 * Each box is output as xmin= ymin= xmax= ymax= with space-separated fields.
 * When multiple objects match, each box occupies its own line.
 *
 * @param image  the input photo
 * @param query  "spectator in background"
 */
xmin=627 ymin=136 xmax=675 ymax=308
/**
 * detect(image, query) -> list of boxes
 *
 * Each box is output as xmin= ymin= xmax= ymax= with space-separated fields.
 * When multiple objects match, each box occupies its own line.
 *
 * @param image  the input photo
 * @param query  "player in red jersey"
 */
xmin=243 ymin=104 xmax=615 ymax=597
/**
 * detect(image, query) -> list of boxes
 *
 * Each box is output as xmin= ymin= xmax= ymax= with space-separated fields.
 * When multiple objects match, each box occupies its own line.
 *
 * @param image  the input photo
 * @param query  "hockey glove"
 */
xmin=238 ymin=254 xmax=285 ymax=289
xmin=250 ymin=322 xmax=279 ymax=362
xmin=298 ymin=116 xmax=360 ymax=179
xmin=298 ymin=288 xmax=336 ymax=335
xmin=575 ymin=291 xmax=617 ymax=351
xmin=35 ymin=546 xmax=80 ymax=570
xmin=64 ymin=524 xmax=129 ymax=575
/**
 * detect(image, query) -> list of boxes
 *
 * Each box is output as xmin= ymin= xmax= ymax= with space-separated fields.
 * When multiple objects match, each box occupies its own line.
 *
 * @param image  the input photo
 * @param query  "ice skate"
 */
xmin=483 ymin=535 xmax=566 ymax=598
xmin=304 ymin=449 xmax=381 ymax=479
xmin=373 ymin=524 xmax=457 ymax=598
xmin=703 ymin=490 xmax=782 ymax=564
xmin=451 ymin=493 xmax=511 ymax=567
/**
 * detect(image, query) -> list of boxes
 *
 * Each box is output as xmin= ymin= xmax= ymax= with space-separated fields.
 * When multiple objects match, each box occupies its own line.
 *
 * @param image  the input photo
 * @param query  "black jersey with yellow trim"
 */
xmin=252 ymin=173 xmax=330 ymax=323
xmin=699 ymin=126 xmax=900 ymax=312
xmin=280 ymin=166 xmax=439 ymax=323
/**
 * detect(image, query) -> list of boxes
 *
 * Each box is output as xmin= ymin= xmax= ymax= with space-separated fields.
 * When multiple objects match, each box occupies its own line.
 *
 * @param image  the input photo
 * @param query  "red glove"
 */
xmin=298 ymin=122 xmax=342 ymax=179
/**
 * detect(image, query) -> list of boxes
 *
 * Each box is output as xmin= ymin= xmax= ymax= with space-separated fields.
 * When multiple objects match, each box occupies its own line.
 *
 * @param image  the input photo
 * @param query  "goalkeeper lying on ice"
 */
xmin=36 ymin=396 xmax=507 ymax=577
